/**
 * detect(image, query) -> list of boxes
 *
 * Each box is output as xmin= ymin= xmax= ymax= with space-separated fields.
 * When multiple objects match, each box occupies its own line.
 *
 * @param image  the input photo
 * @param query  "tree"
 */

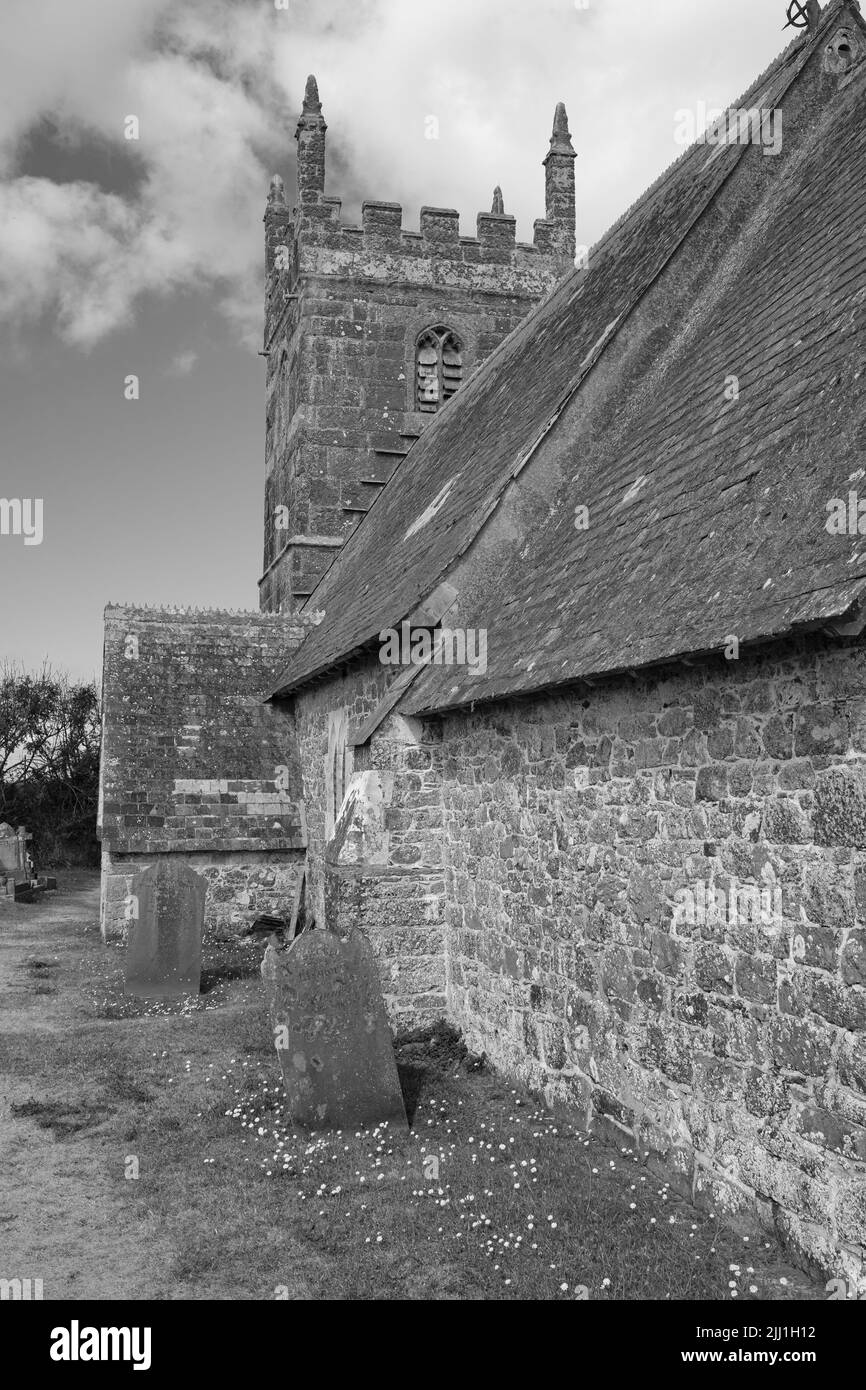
xmin=0 ymin=663 xmax=101 ymax=867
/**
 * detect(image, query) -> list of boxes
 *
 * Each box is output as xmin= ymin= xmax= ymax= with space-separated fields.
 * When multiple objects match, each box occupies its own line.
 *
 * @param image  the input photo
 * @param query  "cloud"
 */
xmin=168 ymin=349 xmax=198 ymax=376
xmin=0 ymin=0 xmax=279 ymax=349
xmin=0 ymin=179 xmax=138 ymax=345
xmin=0 ymin=0 xmax=789 ymax=352
xmin=0 ymin=0 xmax=166 ymax=174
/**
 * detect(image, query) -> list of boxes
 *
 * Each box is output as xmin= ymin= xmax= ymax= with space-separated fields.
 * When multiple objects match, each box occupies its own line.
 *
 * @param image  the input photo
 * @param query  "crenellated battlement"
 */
xmin=266 ymin=195 xmax=568 ymax=273
xmin=265 ymin=77 xmax=576 ymax=288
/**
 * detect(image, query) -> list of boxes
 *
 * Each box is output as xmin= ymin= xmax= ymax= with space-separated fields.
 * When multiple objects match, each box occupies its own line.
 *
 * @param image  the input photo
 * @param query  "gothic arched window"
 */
xmin=416 ymin=327 xmax=464 ymax=413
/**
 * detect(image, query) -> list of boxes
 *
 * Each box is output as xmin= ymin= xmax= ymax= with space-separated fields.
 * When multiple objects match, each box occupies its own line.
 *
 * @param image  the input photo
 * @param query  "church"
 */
xmin=99 ymin=0 xmax=866 ymax=1283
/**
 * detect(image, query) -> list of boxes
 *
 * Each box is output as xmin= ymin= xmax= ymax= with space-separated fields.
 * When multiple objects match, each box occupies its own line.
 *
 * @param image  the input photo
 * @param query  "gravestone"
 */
xmin=124 ymin=860 xmax=206 ymax=1000
xmin=0 ymin=824 xmax=30 ymax=879
xmin=262 ymin=928 xmax=408 ymax=1131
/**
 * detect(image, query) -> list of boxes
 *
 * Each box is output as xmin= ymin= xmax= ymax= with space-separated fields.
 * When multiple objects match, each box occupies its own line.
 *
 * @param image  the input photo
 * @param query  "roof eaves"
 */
xmin=403 ymin=581 xmax=866 ymax=720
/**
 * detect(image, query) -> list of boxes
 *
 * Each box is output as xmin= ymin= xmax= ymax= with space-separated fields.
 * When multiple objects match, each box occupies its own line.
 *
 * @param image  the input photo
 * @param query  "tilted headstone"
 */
xmin=262 ymin=928 xmax=408 ymax=1131
xmin=124 ymin=860 xmax=206 ymax=1000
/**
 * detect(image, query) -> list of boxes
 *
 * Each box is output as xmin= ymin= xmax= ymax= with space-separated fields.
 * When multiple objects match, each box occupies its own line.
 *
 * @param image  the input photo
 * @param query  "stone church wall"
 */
xmin=292 ymin=654 xmax=448 ymax=1031
xmin=437 ymin=632 xmax=866 ymax=1282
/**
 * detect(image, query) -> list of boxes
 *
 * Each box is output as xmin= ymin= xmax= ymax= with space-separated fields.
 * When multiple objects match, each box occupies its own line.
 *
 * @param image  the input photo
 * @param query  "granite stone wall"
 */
xmin=101 ymin=850 xmax=301 ymax=940
xmin=436 ymin=633 xmax=866 ymax=1284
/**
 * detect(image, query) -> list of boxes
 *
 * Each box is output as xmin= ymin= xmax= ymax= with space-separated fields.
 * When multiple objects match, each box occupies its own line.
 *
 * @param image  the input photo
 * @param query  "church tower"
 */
xmin=260 ymin=80 xmax=577 ymax=614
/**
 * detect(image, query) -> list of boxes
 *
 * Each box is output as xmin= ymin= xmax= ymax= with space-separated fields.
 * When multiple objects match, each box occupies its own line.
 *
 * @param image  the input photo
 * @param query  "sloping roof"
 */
xmin=273 ymin=1 xmax=866 ymax=702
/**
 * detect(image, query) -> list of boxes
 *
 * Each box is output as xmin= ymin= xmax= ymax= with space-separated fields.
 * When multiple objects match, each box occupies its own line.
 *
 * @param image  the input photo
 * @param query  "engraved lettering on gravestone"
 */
xmin=124 ymin=860 xmax=205 ymax=1000
xmin=262 ymin=927 xmax=407 ymax=1131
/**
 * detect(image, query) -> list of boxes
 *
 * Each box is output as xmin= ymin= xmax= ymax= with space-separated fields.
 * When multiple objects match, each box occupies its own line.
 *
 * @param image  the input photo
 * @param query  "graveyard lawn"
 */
xmin=0 ymin=878 xmax=827 ymax=1301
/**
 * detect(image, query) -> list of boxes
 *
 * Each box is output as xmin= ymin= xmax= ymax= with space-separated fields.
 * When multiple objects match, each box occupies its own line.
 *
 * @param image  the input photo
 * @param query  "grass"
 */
xmin=0 ymin=882 xmax=827 ymax=1301
xmin=163 ymin=1028 xmax=819 ymax=1301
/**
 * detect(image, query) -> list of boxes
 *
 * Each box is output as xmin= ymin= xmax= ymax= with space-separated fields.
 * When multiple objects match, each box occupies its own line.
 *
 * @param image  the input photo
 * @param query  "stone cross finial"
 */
xmin=297 ymin=75 xmax=327 ymax=204
xmin=492 ymin=186 xmax=505 ymax=215
xmin=303 ymin=74 xmax=323 ymax=114
xmin=549 ymin=101 xmax=576 ymax=156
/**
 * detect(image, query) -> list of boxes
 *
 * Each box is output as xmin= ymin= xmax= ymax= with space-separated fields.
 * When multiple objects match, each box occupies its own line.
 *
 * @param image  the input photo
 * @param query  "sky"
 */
xmin=0 ymin=0 xmax=801 ymax=684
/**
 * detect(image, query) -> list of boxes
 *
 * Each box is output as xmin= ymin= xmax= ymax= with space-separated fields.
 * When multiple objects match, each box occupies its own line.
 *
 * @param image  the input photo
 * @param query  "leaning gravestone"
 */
xmin=262 ymin=928 xmax=408 ymax=1131
xmin=124 ymin=860 xmax=206 ymax=1000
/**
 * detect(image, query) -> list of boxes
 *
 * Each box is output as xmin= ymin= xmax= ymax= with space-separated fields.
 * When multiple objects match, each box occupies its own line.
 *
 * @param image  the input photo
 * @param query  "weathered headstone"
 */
xmin=124 ymin=860 xmax=206 ymax=1000
xmin=262 ymin=928 xmax=408 ymax=1131
xmin=0 ymin=824 xmax=30 ymax=879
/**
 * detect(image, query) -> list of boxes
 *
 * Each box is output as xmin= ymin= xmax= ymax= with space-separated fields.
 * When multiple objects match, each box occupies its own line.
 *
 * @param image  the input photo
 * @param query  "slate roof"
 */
xmin=273 ymin=1 xmax=866 ymax=708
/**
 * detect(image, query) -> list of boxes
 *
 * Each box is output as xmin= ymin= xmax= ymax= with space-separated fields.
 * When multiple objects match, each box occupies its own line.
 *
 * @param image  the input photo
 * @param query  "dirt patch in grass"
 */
xmin=200 ymin=961 xmax=261 ymax=993
xmin=13 ymin=955 xmax=60 ymax=996
xmin=10 ymin=1098 xmax=112 ymax=1138
xmin=396 ymin=1020 xmax=484 ymax=1122
xmin=24 ymin=958 xmax=59 ymax=976
xmin=100 ymin=1064 xmax=156 ymax=1106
